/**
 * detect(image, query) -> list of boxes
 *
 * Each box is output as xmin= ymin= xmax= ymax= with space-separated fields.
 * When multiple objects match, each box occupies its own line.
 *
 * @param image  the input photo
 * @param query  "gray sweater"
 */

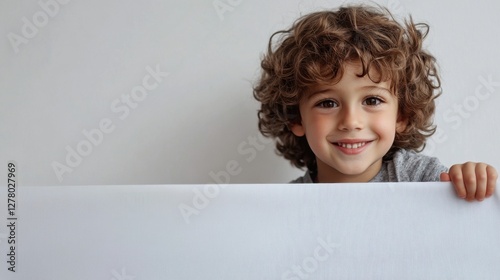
xmin=291 ymin=149 xmax=448 ymax=183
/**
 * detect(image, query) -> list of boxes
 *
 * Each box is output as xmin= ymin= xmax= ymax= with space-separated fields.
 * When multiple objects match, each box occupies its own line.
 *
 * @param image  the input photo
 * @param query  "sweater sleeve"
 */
xmin=390 ymin=149 xmax=449 ymax=182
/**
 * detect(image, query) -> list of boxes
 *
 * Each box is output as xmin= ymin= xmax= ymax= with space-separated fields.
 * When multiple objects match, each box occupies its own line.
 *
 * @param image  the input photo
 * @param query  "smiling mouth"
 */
xmin=334 ymin=141 xmax=370 ymax=149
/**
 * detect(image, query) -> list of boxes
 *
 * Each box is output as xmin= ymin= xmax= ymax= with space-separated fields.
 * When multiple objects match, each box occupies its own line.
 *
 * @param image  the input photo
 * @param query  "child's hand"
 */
xmin=440 ymin=162 xmax=498 ymax=202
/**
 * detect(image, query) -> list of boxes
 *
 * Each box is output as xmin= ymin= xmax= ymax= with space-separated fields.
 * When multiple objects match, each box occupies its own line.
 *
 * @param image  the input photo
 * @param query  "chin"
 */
xmin=338 ymin=168 xmax=369 ymax=176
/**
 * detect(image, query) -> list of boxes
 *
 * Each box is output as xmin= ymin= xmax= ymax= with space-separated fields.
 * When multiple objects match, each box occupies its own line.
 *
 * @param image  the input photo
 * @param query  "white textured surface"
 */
xmin=1 ymin=182 xmax=499 ymax=279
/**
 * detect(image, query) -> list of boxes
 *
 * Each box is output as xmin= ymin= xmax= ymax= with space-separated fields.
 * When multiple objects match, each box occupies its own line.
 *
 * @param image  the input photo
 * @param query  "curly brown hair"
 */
xmin=253 ymin=4 xmax=441 ymax=172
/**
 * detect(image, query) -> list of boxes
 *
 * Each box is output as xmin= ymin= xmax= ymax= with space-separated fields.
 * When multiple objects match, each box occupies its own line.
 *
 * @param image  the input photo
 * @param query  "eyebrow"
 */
xmin=361 ymin=85 xmax=392 ymax=94
xmin=306 ymin=88 xmax=331 ymax=100
xmin=306 ymin=85 xmax=392 ymax=100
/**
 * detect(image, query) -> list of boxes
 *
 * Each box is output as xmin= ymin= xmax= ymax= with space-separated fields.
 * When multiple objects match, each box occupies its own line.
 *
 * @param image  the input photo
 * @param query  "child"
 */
xmin=253 ymin=4 xmax=497 ymax=201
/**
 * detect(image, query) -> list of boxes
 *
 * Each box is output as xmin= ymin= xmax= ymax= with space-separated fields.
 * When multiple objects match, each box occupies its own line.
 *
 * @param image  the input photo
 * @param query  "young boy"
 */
xmin=253 ymin=5 xmax=497 ymax=201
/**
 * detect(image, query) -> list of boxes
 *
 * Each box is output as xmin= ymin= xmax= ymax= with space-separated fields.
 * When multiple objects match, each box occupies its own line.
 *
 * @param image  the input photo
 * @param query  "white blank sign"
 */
xmin=1 ymin=182 xmax=499 ymax=279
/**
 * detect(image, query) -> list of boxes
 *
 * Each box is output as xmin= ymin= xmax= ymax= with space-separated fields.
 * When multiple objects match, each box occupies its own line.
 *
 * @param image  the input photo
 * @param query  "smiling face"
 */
xmin=291 ymin=62 xmax=406 ymax=183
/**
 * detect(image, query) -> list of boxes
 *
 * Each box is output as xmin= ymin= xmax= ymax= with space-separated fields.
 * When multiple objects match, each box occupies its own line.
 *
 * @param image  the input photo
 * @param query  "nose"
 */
xmin=337 ymin=106 xmax=363 ymax=131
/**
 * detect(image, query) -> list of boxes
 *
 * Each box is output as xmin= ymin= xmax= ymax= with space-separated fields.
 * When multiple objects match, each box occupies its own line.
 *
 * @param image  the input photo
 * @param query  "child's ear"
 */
xmin=290 ymin=122 xmax=305 ymax=137
xmin=396 ymin=117 xmax=408 ymax=133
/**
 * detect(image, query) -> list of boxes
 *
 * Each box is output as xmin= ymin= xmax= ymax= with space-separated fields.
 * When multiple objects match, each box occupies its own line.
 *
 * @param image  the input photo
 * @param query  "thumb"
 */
xmin=440 ymin=172 xmax=451 ymax=182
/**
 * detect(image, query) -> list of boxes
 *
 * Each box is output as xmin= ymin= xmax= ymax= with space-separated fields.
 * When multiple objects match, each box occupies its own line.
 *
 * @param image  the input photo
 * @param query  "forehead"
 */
xmin=304 ymin=62 xmax=392 ymax=96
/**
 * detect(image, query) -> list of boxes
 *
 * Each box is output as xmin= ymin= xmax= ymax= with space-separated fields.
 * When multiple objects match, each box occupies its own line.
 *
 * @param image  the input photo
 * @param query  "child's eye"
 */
xmin=363 ymin=96 xmax=383 ymax=106
xmin=316 ymin=100 xmax=338 ymax=108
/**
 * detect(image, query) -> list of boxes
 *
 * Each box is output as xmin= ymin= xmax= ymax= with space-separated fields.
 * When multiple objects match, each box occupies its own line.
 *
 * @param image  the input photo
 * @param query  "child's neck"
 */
xmin=315 ymin=159 xmax=383 ymax=183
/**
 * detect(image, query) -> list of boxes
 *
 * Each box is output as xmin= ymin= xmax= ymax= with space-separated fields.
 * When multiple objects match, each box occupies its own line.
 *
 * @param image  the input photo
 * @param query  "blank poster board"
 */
xmin=1 ymin=182 xmax=499 ymax=279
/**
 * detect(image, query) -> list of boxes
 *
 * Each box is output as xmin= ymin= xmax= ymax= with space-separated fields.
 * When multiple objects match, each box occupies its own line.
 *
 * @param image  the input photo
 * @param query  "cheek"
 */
xmin=304 ymin=114 xmax=332 ymax=135
xmin=371 ymin=113 xmax=398 ymax=138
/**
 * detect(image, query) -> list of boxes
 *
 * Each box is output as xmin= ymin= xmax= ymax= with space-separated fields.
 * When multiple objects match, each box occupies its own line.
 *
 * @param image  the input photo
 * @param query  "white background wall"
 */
xmin=1 ymin=0 xmax=499 ymax=186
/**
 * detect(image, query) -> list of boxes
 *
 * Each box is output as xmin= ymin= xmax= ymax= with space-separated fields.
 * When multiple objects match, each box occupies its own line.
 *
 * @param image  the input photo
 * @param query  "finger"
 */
xmin=448 ymin=165 xmax=466 ymax=199
xmin=485 ymin=165 xmax=498 ymax=198
xmin=460 ymin=162 xmax=477 ymax=202
xmin=474 ymin=163 xmax=488 ymax=201
xmin=440 ymin=172 xmax=451 ymax=182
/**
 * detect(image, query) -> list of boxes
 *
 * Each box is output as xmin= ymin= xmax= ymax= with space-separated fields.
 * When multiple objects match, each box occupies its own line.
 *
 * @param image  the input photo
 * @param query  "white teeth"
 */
xmin=337 ymin=142 xmax=366 ymax=149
